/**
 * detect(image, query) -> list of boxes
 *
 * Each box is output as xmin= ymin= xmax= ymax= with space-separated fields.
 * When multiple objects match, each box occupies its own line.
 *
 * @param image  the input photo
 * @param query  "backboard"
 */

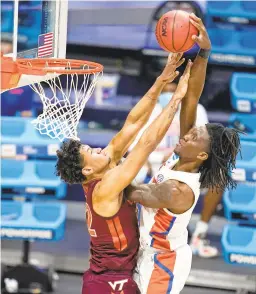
xmin=1 ymin=0 xmax=68 ymax=59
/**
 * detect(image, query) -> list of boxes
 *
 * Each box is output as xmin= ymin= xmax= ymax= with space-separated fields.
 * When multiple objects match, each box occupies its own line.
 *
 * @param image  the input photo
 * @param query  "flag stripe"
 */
xmin=38 ymin=48 xmax=53 ymax=52
xmin=38 ymin=32 xmax=54 ymax=58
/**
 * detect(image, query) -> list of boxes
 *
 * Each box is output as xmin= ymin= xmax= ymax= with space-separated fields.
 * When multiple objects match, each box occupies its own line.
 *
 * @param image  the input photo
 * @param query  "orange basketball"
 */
xmin=155 ymin=10 xmax=199 ymax=53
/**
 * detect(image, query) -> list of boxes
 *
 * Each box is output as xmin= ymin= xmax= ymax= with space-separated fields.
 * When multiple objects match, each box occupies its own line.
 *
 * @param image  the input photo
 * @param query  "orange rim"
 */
xmin=15 ymin=58 xmax=104 ymax=76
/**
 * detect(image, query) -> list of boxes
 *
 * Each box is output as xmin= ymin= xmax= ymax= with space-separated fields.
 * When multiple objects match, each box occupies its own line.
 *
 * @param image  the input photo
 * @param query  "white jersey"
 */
xmin=138 ymin=153 xmax=201 ymax=252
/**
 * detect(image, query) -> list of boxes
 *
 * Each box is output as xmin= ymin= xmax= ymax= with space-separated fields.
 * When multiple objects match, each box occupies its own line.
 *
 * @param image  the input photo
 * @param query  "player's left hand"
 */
xmin=159 ymin=53 xmax=185 ymax=84
xmin=189 ymin=13 xmax=211 ymax=50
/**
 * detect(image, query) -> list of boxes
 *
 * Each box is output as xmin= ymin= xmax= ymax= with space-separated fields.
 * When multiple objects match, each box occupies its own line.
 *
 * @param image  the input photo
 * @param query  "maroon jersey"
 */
xmin=83 ymin=179 xmax=139 ymax=273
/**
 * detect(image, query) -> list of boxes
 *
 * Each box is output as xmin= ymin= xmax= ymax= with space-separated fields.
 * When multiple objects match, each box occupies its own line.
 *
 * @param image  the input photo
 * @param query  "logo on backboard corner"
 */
xmin=162 ymin=17 xmax=168 ymax=37
xmin=157 ymin=174 xmax=164 ymax=183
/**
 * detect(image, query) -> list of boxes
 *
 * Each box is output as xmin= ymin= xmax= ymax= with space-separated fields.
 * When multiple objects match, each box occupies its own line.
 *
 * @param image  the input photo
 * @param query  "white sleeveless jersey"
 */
xmin=138 ymin=153 xmax=201 ymax=252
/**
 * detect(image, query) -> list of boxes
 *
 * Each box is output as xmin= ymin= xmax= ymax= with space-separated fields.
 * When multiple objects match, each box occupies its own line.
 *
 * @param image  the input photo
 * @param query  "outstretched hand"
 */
xmin=159 ymin=53 xmax=185 ymax=84
xmin=173 ymin=60 xmax=193 ymax=100
xmin=189 ymin=13 xmax=211 ymax=50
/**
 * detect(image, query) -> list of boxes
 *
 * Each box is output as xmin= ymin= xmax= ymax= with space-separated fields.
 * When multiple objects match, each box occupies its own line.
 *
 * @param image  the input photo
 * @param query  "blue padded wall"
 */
xmin=1 ymin=201 xmax=66 ymax=241
xmin=222 ymin=225 xmax=256 ymax=267
xmin=231 ymin=73 xmax=256 ymax=113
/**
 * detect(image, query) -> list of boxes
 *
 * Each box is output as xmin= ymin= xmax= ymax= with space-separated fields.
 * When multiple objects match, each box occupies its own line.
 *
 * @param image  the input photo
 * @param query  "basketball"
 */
xmin=155 ymin=10 xmax=199 ymax=53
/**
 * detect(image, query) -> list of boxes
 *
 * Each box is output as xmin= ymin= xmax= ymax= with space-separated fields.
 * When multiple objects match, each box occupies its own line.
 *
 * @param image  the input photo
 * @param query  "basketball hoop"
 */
xmin=1 ymin=54 xmax=103 ymax=141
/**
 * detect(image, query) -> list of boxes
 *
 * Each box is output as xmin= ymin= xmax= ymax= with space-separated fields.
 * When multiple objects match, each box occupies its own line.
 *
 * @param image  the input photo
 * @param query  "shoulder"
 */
xmin=165 ymin=180 xmax=195 ymax=213
xmin=92 ymin=181 xmax=123 ymax=217
xmin=164 ymin=179 xmax=191 ymax=194
xmin=149 ymin=179 xmax=189 ymax=200
xmin=177 ymin=181 xmax=194 ymax=197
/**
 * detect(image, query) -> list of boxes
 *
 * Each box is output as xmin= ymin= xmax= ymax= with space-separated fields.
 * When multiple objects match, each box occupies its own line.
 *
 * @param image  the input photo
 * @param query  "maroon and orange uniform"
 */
xmin=82 ymin=179 xmax=140 ymax=294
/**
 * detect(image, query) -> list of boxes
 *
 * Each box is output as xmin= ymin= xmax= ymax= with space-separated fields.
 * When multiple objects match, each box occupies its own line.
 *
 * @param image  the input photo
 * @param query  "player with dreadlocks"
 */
xmin=127 ymin=14 xmax=241 ymax=294
xmin=199 ymin=123 xmax=241 ymax=191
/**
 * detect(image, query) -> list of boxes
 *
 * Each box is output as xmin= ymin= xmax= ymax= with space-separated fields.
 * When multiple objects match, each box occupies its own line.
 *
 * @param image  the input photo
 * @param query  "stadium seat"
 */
xmin=1 ymin=117 xmax=60 ymax=159
xmin=207 ymin=1 xmax=256 ymax=19
xmin=208 ymin=28 xmax=256 ymax=67
xmin=1 ymin=201 xmax=66 ymax=241
xmin=230 ymin=73 xmax=256 ymax=113
xmin=223 ymin=183 xmax=256 ymax=224
xmin=228 ymin=113 xmax=256 ymax=141
xmin=232 ymin=141 xmax=256 ymax=182
xmin=221 ymin=224 xmax=256 ymax=267
xmin=1 ymin=159 xmax=66 ymax=199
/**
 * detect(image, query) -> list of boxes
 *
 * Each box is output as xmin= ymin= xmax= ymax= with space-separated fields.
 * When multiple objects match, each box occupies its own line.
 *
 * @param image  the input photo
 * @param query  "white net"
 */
xmin=24 ymin=61 xmax=102 ymax=141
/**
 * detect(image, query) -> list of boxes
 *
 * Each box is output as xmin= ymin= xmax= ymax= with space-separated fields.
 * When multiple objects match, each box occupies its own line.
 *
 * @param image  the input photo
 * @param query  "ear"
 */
xmin=82 ymin=166 xmax=94 ymax=176
xmin=197 ymin=152 xmax=208 ymax=161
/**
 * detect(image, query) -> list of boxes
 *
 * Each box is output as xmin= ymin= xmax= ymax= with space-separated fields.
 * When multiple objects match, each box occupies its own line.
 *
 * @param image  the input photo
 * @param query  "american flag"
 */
xmin=38 ymin=32 xmax=54 ymax=57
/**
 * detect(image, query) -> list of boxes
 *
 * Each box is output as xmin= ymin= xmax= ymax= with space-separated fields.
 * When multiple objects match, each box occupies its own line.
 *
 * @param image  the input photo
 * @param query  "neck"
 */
xmin=173 ymin=158 xmax=200 ymax=173
xmin=83 ymin=166 xmax=112 ymax=185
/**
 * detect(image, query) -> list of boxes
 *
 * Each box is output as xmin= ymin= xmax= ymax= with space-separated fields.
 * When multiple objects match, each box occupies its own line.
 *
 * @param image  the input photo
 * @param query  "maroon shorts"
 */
xmin=82 ymin=269 xmax=140 ymax=294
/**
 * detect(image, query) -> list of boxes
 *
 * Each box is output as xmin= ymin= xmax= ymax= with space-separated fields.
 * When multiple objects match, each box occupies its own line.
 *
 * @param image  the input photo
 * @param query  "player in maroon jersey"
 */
xmin=56 ymin=54 xmax=192 ymax=294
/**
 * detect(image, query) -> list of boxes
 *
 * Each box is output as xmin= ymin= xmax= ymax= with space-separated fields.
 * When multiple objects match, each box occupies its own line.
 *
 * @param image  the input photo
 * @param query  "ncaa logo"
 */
xmin=162 ymin=17 xmax=168 ymax=37
xmin=157 ymin=174 xmax=164 ymax=183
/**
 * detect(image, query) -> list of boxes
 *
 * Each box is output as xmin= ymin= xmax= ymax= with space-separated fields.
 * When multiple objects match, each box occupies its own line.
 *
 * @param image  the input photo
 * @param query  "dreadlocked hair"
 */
xmin=199 ymin=123 xmax=242 ymax=191
xmin=56 ymin=139 xmax=86 ymax=184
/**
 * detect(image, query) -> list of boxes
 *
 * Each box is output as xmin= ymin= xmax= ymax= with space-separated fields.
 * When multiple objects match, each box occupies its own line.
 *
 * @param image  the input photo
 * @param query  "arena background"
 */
xmin=1 ymin=1 xmax=256 ymax=293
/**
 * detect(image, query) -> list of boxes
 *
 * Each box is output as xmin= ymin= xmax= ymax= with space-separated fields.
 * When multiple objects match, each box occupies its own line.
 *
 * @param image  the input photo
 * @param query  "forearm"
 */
xmin=109 ymin=54 xmax=183 ymax=157
xmin=127 ymin=180 xmax=193 ymax=212
xmin=106 ymin=78 xmax=169 ymax=160
xmin=127 ymin=183 xmax=172 ymax=208
xmin=137 ymin=59 xmax=193 ymax=151
xmin=126 ymin=77 xmax=166 ymax=125
xmin=184 ymin=50 xmax=210 ymax=102
xmin=180 ymin=50 xmax=210 ymax=137
xmin=138 ymin=95 xmax=181 ymax=151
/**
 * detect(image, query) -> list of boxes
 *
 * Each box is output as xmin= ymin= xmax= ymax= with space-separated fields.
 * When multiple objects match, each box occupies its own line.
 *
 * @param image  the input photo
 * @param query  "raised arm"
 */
xmin=105 ymin=53 xmax=185 ymax=162
xmin=93 ymin=62 xmax=192 ymax=216
xmin=127 ymin=180 xmax=194 ymax=214
xmin=179 ymin=13 xmax=211 ymax=138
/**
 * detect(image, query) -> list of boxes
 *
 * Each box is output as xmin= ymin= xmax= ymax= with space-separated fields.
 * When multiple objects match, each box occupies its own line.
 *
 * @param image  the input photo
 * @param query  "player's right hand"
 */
xmin=173 ymin=59 xmax=193 ymax=100
xmin=189 ymin=13 xmax=211 ymax=50
xmin=158 ymin=53 xmax=185 ymax=84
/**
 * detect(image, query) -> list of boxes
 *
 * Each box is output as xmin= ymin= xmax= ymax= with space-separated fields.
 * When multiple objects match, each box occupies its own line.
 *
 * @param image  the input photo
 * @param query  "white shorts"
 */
xmin=134 ymin=244 xmax=192 ymax=294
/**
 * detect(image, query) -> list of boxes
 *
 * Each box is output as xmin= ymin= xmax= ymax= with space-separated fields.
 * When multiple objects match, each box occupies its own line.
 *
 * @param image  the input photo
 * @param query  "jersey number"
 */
xmin=86 ymin=203 xmax=97 ymax=237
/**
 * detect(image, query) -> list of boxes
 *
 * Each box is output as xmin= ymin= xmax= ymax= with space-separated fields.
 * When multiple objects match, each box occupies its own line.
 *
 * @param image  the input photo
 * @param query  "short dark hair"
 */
xmin=199 ymin=123 xmax=241 ymax=191
xmin=56 ymin=139 xmax=86 ymax=184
